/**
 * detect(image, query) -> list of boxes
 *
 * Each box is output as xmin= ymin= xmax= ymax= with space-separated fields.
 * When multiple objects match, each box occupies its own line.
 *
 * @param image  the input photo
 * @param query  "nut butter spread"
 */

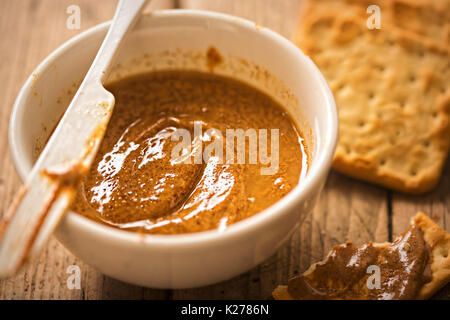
xmin=286 ymin=225 xmax=432 ymax=299
xmin=72 ymin=71 xmax=308 ymax=234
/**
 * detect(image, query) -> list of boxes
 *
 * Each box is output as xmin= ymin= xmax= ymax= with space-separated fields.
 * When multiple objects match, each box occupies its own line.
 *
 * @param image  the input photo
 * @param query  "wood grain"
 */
xmin=0 ymin=0 xmax=171 ymax=300
xmin=0 ymin=0 xmax=448 ymax=300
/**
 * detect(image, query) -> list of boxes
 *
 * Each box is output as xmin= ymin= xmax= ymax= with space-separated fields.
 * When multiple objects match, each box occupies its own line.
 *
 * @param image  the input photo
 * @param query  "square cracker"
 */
xmin=272 ymin=212 xmax=450 ymax=300
xmin=294 ymin=0 xmax=450 ymax=193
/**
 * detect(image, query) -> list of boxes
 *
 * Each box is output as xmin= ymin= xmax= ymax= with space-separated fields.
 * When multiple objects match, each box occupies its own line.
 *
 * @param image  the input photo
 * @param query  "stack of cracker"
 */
xmin=294 ymin=0 xmax=450 ymax=193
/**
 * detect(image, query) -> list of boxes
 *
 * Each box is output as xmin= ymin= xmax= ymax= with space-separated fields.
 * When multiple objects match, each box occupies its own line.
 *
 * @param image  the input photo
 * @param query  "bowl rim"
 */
xmin=8 ymin=9 xmax=338 ymax=247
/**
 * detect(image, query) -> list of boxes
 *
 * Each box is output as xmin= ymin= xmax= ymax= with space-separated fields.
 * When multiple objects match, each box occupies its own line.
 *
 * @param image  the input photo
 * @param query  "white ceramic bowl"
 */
xmin=9 ymin=10 xmax=337 ymax=288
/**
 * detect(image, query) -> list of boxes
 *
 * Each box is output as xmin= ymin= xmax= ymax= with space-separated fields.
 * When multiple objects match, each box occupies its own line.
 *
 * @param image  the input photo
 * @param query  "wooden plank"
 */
xmin=391 ymin=158 xmax=450 ymax=298
xmin=172 ymin=0 xmax=390 ymax=300
xmin=0 ymin=0 xmax=172 ymax=300
xmin=9 ymin=0 xmax=445 ymax=300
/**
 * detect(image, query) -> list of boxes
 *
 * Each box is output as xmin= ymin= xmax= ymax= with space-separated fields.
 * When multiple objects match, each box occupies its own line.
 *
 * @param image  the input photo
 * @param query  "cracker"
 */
xmin=299 ymin=0 xmax=449 ymax=49
xmin=294 ymin=0 xmax=450 ymax=193
xmin=272 ymin=212 xmax=450 ymax=300
xmin=413 ymin=213 xmax=450 ymax=299
xmin=389 ymin=0 xmax=450 ymax=47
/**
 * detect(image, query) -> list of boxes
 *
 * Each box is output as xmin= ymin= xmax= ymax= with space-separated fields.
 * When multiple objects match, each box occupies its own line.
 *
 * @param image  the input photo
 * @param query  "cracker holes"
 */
xmin=389 ymin=133 xmax=397 ymax=145
xmin=434 ymin=241 xmax=448 ymax=258
xmin=321 ymin=60 xmax=330 ymax=68
xmin=397 ymin=96 xmax=407 ymax=108
xmin=379 ymin=159 xmax=386 ymax=166
xmin=408 ymin=74 xmax=416 ymax=83
xmin=409 ymin=169 xmax=417 ymax=176
xmin=368 ymin=91 xmax=375 ymax=100
xmin=358 ymin=120 xmax=365 ymax=127
xmin=423 ymin=140 xmax=430 ymax=148
xmin=377 ymin=65 xmax=385 ymax=72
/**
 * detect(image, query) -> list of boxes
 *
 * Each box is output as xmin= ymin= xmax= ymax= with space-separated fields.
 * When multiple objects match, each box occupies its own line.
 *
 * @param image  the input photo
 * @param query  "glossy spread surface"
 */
xmin=72 ymin=71 xmax=307 ymax=234
xmin=287 ymin=225 xmax=432 ymax=299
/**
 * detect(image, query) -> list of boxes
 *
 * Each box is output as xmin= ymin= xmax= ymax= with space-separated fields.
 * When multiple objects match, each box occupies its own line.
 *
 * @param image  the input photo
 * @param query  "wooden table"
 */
xmin=0 ymin=0 xmax=448 ymax=300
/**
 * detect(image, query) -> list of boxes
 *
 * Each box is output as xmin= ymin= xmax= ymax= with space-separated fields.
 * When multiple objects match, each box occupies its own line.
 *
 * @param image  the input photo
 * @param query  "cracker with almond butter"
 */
xmin=273 ymin=212 xmax=450 ymax=300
